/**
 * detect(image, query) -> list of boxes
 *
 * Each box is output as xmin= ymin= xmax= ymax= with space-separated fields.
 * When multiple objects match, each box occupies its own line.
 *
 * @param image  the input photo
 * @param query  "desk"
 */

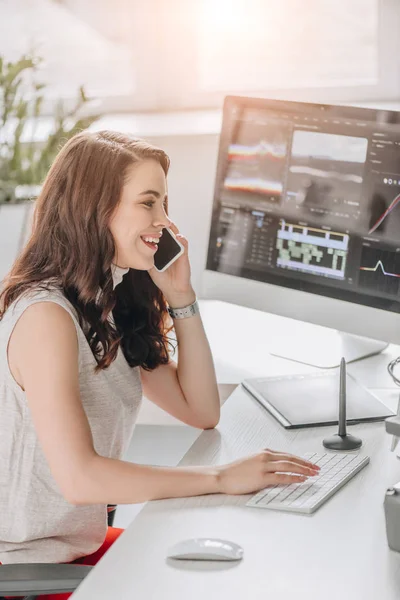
xmin=72 ymin=300 xmax=400 ymax=600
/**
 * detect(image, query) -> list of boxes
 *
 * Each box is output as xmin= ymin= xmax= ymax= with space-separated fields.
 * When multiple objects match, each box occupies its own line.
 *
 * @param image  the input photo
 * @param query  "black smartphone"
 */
xmin=154 ymin=227 xmax=184 ymax=272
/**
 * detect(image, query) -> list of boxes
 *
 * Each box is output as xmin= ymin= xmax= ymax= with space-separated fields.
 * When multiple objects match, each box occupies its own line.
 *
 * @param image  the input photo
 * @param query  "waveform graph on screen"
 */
xmin=359 ymin=246 xmax=400 ymax=297
xmin=367 ymin=183 xmax=400 ymax=242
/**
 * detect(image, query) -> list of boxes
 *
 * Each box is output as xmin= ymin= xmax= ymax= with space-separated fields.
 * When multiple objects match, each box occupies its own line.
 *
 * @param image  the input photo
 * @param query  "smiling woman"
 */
xmin=1 ymin=131 xmax=173 ymax=371
xmin=0 ymin=128 xmax=318 ymax=585
xmin=109 ymin=159 xmax=170 ymax=270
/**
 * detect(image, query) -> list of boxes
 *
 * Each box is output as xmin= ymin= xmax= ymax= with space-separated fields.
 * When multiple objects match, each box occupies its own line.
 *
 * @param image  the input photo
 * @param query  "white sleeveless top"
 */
xmin=0 ymin=280 xmax=142 ymax=564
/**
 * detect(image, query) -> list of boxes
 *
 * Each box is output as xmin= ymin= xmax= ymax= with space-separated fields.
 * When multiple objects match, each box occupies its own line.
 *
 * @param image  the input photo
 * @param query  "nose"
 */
xmin=152 ymin=205 xmax=171 ymax=229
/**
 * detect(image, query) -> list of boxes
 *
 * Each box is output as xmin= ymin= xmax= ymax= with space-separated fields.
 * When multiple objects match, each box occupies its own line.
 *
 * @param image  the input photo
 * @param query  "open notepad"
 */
xmin=242 ymin=370 xmax=394 ymax=429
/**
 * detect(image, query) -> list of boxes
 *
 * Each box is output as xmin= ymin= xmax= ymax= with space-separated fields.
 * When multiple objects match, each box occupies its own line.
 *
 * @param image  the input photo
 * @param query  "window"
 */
xmin=162 ymin=0 xmax=400 ymax=108
xmin=1 ymin=0 xmax=399 ymax=113
xmin=197 ymin=0 xmax=378 ymax=91
xmin=0 ymin=0 xmax=154 ymax=113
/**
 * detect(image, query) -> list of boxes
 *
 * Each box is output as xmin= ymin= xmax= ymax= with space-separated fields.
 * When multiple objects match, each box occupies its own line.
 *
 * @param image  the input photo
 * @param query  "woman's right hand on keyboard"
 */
xmin=216 ymin=449 xmax=320 ymax=495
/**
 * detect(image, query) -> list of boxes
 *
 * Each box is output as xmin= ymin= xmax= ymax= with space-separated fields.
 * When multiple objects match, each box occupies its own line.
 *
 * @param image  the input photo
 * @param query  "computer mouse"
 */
xmin=166 ymin=538 xmax=244 ymax=561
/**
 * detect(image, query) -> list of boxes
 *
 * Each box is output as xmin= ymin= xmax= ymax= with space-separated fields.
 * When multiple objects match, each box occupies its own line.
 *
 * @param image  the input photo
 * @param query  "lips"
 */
xmin=141 ymin=233 xmax=162 ymax=240
xmin=140 ymin=237 xmax=159 ymax=251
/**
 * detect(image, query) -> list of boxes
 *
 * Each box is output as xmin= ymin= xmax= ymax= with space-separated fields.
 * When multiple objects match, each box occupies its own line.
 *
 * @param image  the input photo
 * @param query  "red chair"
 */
xmin=0 ymin=505 xmax=118 ymax=599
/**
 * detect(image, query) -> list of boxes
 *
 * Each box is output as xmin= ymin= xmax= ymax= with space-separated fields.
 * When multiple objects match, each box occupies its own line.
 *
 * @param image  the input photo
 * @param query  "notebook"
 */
xmin=241 ymin=371 xmax=394 ymax=429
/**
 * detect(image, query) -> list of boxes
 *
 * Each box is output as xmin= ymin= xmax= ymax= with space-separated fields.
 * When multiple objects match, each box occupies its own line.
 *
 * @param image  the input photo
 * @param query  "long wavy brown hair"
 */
xmin=0 ymin=130 xmax=174 ymax=372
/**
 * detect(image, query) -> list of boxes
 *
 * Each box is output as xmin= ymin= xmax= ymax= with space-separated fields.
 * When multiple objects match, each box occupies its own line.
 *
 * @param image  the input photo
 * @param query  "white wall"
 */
xmin=0 ymin=132 xmax=220 ymax=295
xmin=0 ymin=203 xmax=32 ymax=281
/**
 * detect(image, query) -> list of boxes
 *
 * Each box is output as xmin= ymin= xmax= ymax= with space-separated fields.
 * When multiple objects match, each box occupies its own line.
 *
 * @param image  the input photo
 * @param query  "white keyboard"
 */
xmin=246 ymin=452 xmax=370 ymax=514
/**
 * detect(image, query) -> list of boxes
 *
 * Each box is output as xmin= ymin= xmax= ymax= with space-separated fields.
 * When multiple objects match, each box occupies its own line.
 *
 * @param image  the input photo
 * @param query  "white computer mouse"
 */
xmin=166 ymin=538 xmax=244 ymax=561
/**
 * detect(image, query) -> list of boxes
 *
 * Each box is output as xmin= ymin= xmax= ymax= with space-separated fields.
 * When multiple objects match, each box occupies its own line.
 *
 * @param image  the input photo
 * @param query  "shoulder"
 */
xmin=8 ymin=300 xmax=80 ymax=391
xmin=9 ymin=282 xmax=79 ymax=322
xmin=15 ymin=299 xmax=77 ymax=330
xmin=10 ymin=300 xmax=79 ymax=353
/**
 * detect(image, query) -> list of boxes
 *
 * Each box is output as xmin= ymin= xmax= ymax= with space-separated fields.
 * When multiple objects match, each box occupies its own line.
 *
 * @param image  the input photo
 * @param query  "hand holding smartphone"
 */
xmin=154 ymin=227 xmax=185 ymax=272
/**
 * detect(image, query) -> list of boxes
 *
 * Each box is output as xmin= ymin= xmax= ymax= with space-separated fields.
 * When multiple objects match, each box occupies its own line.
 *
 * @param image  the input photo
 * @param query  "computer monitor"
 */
xmin=202 ymin=95 xmax=400 ymax=367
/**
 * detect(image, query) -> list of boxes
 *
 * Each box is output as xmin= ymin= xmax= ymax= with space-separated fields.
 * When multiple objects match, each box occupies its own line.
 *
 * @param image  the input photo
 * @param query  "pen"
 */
xmin=338 ymin=357 xmax=346 ymax=437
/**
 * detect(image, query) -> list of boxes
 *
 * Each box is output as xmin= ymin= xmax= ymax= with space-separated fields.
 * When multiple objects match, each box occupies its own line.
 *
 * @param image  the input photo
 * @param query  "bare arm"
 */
xmin=140 ymin=360 xmax=217 ymax=429
xmin=8 ymin=302 xmax=318 ymax=506
xmin=8 ymin=302 xmax=220 ymax=504
xmin=162 ymin=289 xmax=221 ymax=429
xmin=139 ymin=340 xmax=220 ymax=430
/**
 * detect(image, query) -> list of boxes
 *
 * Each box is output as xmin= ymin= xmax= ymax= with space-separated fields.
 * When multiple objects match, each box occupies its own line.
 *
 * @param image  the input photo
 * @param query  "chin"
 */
xmin=129 ymin=258 xmax=155 ymax=271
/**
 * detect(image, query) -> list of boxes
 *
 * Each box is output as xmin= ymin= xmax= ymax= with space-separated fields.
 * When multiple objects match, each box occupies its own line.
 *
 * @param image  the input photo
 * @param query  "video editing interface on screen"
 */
xmin=206 ymin=98 xmax=400 ymax=311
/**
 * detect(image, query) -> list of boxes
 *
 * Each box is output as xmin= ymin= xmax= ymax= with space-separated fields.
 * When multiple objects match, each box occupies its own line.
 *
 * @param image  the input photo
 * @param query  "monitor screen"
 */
xmin=206 ymin=96 xmax=400 ymax=313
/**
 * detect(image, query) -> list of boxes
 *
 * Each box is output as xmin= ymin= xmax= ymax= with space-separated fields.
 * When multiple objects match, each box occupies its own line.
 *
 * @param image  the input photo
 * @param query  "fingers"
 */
xmin=266 ymin=472 xmax=308 ymax=486
xmin=263 ymin=449 xmax=320 ymax=472
xmin=264 ymin=460 xmax=318 ymax=477
xmin=167 ymin=221 xmax=179 ymax=235
xmin=176 ymin=233 xmax=188 ymax=249
xmin=165 ymin=221 xmax=189 ymax=250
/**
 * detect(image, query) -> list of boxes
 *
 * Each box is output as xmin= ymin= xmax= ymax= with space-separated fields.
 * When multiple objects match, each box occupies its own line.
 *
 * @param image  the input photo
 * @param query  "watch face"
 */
xmin=168 ymin=301 xmax=198 ymax=318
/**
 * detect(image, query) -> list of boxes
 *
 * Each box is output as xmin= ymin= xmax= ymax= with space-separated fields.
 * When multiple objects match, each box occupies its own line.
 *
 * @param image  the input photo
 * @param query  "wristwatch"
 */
xmin=167 ymin=299 xmax=200 ymax=319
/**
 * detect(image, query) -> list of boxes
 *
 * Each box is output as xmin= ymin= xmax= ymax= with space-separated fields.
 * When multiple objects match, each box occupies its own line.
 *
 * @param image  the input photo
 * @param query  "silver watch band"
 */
xmin=167 ymin=299 xmax=200 ymax=319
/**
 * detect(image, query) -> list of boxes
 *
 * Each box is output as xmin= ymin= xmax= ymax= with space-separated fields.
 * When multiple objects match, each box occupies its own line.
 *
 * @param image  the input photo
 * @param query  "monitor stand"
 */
xmin=269 ymin=329 xmax=388 ymax=368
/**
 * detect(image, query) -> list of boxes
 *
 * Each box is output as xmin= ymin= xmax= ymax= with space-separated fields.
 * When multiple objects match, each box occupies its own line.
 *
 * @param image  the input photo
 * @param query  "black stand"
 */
xmin=323 ymin=357 xmax=362 ymax=451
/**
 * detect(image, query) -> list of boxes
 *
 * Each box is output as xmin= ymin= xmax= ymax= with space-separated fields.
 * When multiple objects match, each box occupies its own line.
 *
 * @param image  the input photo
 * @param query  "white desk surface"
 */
xmin=72 ymin=300 xmax=400 ymax=600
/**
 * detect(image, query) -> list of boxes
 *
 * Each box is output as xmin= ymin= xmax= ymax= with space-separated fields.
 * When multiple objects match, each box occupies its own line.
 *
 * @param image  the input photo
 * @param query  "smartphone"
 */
xmin=154 ymin=227 xmax=185 ymax=272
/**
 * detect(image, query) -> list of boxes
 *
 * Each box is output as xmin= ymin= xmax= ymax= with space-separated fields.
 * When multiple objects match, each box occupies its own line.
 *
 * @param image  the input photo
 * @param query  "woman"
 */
xmin=0 ymin=131 xmax=319 ymax=580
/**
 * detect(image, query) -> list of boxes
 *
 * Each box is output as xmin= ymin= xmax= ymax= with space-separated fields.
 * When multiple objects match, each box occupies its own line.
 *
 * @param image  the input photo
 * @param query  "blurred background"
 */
xmin=1 ymin=0 xmax=399 ymax=293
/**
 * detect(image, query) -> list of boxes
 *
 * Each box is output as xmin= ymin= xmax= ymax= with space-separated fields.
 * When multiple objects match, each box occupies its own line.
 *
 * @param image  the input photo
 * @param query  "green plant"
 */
xmin=0 ymin=54 xmax=100 ymax=203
